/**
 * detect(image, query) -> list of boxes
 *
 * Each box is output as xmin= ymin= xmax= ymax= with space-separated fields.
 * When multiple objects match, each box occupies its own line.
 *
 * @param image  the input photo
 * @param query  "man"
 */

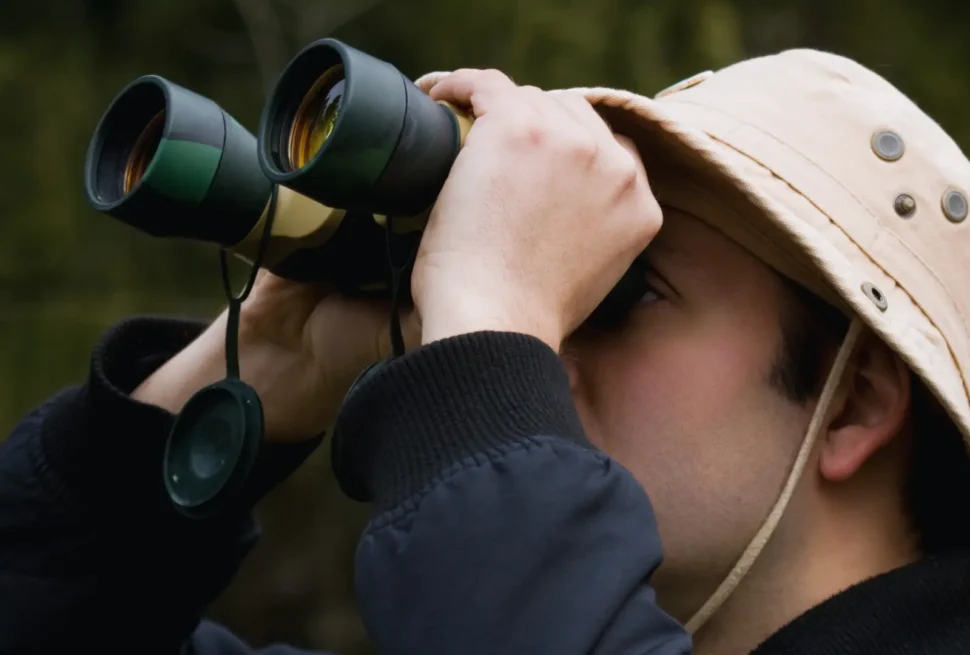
xmin=1 ymin=48 xmax=969 ymax=654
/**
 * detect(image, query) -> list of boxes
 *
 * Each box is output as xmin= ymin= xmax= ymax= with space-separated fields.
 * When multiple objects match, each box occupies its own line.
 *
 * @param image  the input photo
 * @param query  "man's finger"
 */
xmin=429 ymin=68 xmax=518 ymax=117
xmin=415 ymin=71 xmax=451 ymax=95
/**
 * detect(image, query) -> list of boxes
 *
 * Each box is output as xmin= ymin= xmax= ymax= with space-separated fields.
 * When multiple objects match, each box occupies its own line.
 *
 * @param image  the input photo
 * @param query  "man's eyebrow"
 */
xmin=643 ymin=240 xmax=705 ymax=293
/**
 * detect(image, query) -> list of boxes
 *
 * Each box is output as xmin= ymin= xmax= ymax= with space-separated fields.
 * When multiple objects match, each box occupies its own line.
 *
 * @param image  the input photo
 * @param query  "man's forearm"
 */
xmin=0 ymin=316 xmax=315 ymax=653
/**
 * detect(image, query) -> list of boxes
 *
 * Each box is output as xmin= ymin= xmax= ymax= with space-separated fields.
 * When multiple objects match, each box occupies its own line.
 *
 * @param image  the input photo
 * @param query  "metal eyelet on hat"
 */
xmin=861 ymin=282 xmax=889 ymax=312
xmin=894 ymin=194 xmax=917 ymax=218
xmin=871 ymin=131 xmax=905 ymax=161
xmin=942 ymin=188 xmax=968 ymax=223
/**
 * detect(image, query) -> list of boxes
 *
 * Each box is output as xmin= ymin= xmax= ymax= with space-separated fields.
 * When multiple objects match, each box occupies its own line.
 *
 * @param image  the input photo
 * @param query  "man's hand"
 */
xmin=413 ymin=69 xmax=662 ymax=351
xmin=131 ymin=272 xmax=418 ymax=442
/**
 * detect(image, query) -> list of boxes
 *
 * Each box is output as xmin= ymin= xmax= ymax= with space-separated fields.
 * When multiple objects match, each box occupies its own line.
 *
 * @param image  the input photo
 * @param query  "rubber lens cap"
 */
xmin=163 ymin=379 xmax=264 ymax=519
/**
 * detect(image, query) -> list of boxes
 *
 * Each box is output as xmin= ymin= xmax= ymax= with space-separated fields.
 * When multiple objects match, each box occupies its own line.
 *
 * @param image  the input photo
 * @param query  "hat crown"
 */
xmin=657 ymin=48 xmax=970 ymax=362
xmin=659 ymin=48 xmax=970 ymax=234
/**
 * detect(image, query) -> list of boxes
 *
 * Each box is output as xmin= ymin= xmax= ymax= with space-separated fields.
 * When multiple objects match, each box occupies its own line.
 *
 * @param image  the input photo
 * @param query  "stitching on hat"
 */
xmin=704 ymin=131 xmax=964 ymax=329
xmin=708 ymin=126 xmax=967 ymax=335
xmin=660 ymin=98 xmax=956 ymax=287
xmin=700 ymin=132 xmax=970 ymax=419
xmin=659 ymin=97 xmax=969 ymax=345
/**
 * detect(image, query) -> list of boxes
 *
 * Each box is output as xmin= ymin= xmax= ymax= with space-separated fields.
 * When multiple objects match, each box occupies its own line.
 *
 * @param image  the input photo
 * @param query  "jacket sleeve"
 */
xmin=0 ymin=317 xmax=329 ymax=655
xmin=332 ymin=331 xmax=694 ymax=655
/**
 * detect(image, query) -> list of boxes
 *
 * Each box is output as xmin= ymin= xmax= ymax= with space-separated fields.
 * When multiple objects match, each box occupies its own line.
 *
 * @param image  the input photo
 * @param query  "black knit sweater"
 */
xmin=753 ymin=553 xmax=970 ymax=654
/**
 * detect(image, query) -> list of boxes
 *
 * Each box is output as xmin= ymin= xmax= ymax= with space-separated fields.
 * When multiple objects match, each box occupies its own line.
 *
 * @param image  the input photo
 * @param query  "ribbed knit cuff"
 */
xmin=39 ymin=316 xmax=207 ymax=509
xmin=39 ymin=316 xmax=322 ymax=518
xmin=330 ymin=331 xmax=591 ymax=513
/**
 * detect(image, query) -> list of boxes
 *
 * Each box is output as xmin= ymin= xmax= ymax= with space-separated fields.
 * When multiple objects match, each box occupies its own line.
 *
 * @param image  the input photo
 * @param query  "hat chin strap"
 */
xmin=684 ymin=317 xmax=865 ymax=635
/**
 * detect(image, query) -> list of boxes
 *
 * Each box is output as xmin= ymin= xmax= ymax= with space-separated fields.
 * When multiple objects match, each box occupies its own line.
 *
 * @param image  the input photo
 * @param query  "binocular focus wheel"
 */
xmin=163 ymin=378 xmax=264 ymax=519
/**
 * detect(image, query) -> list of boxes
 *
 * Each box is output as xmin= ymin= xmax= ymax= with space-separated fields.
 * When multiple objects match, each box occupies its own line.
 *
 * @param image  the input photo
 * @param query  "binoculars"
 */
xmin=83 ymin=38 xmax=646 ymax=517
xmin=85 ymin=39 xmax=477 ymax=296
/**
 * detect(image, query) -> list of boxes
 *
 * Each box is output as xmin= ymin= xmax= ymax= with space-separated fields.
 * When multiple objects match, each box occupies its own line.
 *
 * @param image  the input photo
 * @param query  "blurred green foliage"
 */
xmin=1 ymin=0 xmax=968 ymax=652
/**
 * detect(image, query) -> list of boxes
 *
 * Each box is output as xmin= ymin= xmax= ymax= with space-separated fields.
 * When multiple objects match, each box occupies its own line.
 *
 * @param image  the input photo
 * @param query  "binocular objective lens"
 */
xmin=288 ymin=65 xmax=345 ymax=170
xmin=123 ymin=110 xmax=165 ymax=195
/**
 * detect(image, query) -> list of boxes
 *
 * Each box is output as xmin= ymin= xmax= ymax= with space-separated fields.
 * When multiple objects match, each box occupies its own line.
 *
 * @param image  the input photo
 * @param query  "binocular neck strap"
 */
xmin=384 ymin=214 xmax=414 ymax=358
xmin=684 ymin=316 xmax=865 ymax=635
xmin=219 ymin=187 xmax=280 ymax=378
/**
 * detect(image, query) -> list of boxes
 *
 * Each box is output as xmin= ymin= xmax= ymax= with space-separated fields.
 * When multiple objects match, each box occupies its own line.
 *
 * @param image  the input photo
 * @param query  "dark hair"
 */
xmin=771 ymin=276 xmax=970 ymax=555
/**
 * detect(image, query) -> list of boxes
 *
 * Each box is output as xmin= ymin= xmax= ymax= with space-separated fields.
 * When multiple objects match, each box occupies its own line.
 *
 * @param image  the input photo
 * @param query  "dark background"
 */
xmin=2 ymin=0 xmax=968 ymax=652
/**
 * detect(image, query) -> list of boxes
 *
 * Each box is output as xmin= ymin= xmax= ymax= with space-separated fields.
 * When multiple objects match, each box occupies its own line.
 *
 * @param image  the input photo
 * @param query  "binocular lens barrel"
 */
xmin=258 ymin=39 xmax=464 ymax=217
xmin=83 ymin=75 xmax=273 ymax=247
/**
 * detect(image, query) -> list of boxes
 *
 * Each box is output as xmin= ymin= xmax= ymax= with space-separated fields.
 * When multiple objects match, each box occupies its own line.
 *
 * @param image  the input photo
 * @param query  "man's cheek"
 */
xmin=625 ymin=345 xmax=744 ymax=413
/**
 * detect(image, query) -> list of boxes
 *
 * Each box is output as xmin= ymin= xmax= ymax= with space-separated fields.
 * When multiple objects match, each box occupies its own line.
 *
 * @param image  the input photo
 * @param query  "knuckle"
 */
xmin=549 ymin=122 xmax=599 ymax=161
xmin=554 ymin=137 xmax=596 ymax=167
xmin=614 ymin=156 xmax=641 ymax=192
xmin=569 ymin=133 xmax=600 ymax=161
xmin=606 ymin=143 xmax=644 ymax=191
xmin=505 ymin=117 xmax=550 ymax=149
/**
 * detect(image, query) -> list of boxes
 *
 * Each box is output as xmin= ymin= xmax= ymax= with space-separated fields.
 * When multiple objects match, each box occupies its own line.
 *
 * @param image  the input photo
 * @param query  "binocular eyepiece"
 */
xmin=83 ymin=38 xmax=645 ymax=519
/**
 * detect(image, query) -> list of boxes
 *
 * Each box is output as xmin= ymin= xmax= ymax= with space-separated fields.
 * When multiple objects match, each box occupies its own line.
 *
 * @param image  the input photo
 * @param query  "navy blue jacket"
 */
xmin=0 ymin=317 xmax=690 ymax=654
xmin=3 ymin=317 xmax=969 ymax=654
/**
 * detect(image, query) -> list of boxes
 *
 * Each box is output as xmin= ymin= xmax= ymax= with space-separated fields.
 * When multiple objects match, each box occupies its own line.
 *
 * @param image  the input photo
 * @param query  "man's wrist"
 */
xmin=332 ymin=330 xmax=591 ymax=510
xmin=130 ymin=311 xmax=228 ymax=413
xmin=129 ymin=309 xmax=326 ymax=442
xmin=38 ymin=317 xmax=209 ymax=501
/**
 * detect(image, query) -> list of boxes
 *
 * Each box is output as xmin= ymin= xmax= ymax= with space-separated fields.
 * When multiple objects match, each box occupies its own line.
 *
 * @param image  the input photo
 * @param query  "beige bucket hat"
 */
xmin=420 ymin=49 xmax=970 ymax=633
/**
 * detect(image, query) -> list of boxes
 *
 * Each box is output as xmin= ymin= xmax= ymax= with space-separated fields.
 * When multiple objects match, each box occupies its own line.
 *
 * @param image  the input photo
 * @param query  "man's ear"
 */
xmin=819 ymin=333 xmax=911 ymax=482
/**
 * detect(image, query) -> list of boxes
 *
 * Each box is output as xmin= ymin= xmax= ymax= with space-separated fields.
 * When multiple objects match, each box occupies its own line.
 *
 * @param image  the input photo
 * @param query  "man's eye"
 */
xmin=638 ymin=283 xmax=663 ymax=306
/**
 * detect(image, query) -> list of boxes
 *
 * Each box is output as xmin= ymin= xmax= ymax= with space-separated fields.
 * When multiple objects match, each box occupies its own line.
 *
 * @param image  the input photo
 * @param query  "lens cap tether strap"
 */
xmin=336 ymin=213 xmax=411 ymax=405
xmin=327 ymin=214 xmax=415 ymax=503
xmin=163 ymin=188 xmax=279 ymax=519
xmin=385 ymin=214 xmax=412 ymax=359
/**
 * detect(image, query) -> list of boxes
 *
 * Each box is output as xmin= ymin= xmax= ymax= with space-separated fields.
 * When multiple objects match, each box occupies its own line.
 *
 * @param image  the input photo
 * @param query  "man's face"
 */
xmin=564 ymin=209 xmax=813 ymax=621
